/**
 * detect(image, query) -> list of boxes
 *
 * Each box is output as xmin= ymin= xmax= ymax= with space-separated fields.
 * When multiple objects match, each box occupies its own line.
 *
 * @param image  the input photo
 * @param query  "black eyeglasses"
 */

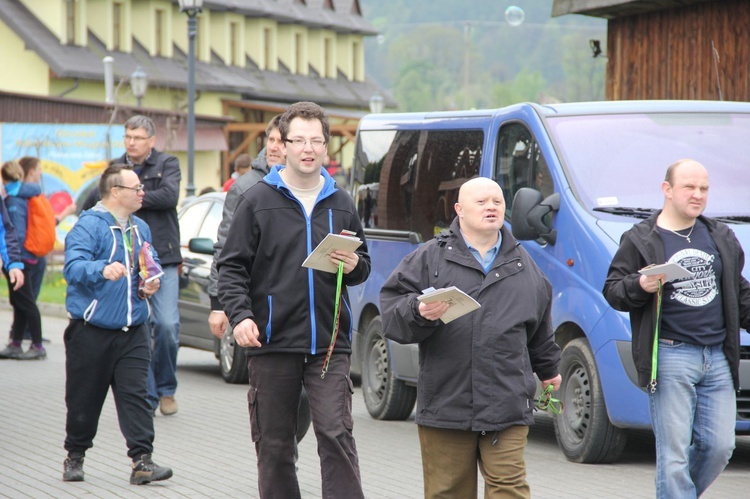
xmin=115 ymin=184 xmax=145 ymax=193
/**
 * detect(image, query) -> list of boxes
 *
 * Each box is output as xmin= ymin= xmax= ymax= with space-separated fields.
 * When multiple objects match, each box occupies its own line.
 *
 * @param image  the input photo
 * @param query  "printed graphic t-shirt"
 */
xmin=657 ymin=219 xmax=726 ymax=346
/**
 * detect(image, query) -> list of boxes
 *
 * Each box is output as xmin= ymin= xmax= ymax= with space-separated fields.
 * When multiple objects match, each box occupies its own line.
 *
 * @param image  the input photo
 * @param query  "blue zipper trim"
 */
xmin=274 ymin=179 xmax=338 ymax=355
xmin=265 ymin=295 xmax=273 ymax=343
xmin=306 ymin=216 xmax=316 ymax=354
xmin=343 ymin=295 xmax=353 ymax=342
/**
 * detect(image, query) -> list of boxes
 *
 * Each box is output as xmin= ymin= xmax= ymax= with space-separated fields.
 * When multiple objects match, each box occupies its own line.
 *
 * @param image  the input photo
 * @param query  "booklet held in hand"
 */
xmin=302 ymin=230 xmax=362 ymax=273
xmin=417 ymin=286 xmax=481 ymax=324
xmin=638 ymin=262 xmax=694 ymax=282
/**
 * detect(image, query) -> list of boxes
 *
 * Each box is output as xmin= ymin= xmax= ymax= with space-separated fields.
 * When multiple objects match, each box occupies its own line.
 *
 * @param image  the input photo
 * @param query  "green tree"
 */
xmin=361 ymin=0 xmax=608 ymax=110
xmin=489 ymin=68 xmax=547 ymax=107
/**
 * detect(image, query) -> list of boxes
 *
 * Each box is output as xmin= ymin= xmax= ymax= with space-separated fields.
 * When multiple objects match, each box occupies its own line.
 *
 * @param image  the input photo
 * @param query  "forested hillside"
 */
xmin=360 ymin=0 xmax=608 ymax=111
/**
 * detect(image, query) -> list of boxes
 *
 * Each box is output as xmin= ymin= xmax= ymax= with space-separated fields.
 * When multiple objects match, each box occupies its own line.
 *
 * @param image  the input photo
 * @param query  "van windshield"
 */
xmin=546 ymin=112 xmax=750 ymax=218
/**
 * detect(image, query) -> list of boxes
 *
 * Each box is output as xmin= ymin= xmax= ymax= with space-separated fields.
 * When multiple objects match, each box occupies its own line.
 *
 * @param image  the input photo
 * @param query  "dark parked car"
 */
xmin=176 ymin=192 xmax=247 ymax=381
xmin=177 ymin=192 xmax=311 ymax=438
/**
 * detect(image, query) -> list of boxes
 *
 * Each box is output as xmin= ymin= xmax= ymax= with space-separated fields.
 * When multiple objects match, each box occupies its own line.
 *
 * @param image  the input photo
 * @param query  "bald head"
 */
xmin=457 ymin=177 xmax=504 ymax=205
xmin=665 ymin=158 xmax=708 ymax=185
xmin=455 ymin=177 xmax=506 ymax=239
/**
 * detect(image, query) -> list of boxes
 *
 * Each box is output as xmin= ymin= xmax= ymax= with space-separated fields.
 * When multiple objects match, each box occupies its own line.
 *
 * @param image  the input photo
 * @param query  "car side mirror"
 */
xmin=188 ymin=237 xmax=215 ymax=255
xmin=511 ymin=188 xmax=560 ymax=245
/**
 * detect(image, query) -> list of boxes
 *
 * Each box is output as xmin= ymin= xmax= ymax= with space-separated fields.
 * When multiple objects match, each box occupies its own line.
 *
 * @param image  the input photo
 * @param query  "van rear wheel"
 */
xmin=553 ymin=338 xmax=627 ymax=463
xmin=362 ymin=317 xmax=416 ymax=420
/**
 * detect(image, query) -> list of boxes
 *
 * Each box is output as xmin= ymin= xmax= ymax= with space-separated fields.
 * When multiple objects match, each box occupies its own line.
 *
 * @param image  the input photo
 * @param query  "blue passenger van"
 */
xmin=347 ymin=100 xmax=750 ymax=463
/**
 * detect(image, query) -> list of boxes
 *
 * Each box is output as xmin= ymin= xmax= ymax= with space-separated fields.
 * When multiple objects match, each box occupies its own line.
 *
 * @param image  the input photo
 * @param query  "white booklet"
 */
xmin=301 ymin=231 xmax=363 ymax=274
xmin=417 ymin=286 xmax=481 ymax=324
xmin=638 ymin=262 xmax=694 ymax=282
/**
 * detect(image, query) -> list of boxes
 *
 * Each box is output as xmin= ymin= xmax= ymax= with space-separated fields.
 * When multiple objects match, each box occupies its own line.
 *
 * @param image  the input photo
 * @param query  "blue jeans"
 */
xmin=649 ymin=340 xmax=735 ymax=499
xmin=146 ymin=264 xmax=180 ymax=408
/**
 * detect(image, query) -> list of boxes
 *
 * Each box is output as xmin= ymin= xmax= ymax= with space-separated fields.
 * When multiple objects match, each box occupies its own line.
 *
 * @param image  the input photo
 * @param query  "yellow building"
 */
xmin=0 ymin=0 xmax=392 ymax=196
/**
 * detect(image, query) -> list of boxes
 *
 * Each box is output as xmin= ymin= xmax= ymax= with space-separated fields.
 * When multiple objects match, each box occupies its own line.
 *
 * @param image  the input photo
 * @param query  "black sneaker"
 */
xmin=130 ymin=454 xmax=173 ymax=485
xmin=63 ymin=457 xmax=84 ymax=482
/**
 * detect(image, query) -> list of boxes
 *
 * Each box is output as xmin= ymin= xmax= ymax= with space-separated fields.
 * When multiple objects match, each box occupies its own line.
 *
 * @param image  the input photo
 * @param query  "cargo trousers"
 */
xmin=247 ymin=352 xmax=363 ymax=499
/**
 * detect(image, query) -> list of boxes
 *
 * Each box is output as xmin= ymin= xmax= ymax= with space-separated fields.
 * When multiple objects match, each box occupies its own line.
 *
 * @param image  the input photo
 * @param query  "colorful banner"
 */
xmin=1 ymin=123 xmax=126 ymax=245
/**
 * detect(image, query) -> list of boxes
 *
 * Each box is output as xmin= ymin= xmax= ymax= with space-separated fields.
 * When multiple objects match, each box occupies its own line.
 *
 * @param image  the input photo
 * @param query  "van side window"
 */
xmin=353 ymin=129 xmax=483 ymax=242
xmin=494 ymin=123 xmax=553 ymax=217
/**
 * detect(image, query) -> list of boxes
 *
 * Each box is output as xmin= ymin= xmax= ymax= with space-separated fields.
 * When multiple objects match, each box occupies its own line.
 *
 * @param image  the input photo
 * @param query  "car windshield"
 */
xmin=546 ymin=112 xmax=750 ymax=219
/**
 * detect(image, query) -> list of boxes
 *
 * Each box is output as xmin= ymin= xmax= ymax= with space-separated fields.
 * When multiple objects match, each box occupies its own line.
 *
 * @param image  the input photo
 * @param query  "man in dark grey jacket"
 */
xmin=207 ymin=114 xmax=284 ymax=338
xmin=380 ymin=177 xmax=561 ymax=499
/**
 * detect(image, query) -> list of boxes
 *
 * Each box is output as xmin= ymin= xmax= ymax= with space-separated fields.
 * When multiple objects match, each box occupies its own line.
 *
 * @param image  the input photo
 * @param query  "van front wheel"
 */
xmin=362 ymin=317 xmax=417 ymax=420
xmin=553 ymin=338 xmax=627 ymax=463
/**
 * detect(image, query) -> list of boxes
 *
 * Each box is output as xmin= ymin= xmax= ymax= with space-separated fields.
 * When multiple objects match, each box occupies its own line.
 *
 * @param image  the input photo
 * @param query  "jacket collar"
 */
xmin=443 ymin=217 xmax=519 ymax=254
xmin=265 ymin=164 xmax=338 ymax=199
xmin=124 ymin=148 xmax=156 ymax=167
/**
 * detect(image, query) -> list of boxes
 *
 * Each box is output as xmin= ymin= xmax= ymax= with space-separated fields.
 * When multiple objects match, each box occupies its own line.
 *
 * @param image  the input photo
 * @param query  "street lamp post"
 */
xmin=130 ymin=66 xmax=148 ymax=107
xmin=179 ymin=0 xmax=203 ymax=197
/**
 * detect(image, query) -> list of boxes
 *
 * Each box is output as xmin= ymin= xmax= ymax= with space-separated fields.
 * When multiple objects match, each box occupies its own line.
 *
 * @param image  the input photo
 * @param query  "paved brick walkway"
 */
xmin=1 ymin=304 xmax=748 ymax=497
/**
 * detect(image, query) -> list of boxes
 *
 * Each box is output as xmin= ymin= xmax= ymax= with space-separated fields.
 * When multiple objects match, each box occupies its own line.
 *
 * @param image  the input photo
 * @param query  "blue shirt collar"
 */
xmin=461 ymin=230 xmax=503 ymax=273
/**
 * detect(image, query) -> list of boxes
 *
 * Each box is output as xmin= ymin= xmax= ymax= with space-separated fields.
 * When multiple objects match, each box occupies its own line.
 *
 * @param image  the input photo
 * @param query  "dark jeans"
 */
xmin=247 ymin=353 xmax=363 ymax=499
xmin=64 ymin=320 xmax=154 ymax=460
xmin=3 ymin=267 xmax=42 ymax=344
xmin=27 ymin=257 xmax=46 ymax=300
xmin=21 ymin=257 xmax=45 ymax=339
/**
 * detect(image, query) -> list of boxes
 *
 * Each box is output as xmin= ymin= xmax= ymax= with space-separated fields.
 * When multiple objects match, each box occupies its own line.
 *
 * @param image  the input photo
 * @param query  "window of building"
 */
xmin=155 ymin=9 xmax=165 ymax=56
xmin=352 ymin=41 xmax=362 ymax=80
xmin=324 ymin=37 xmax=332 ymax=78
xmin=263 ymin=28 xmax=271 ymax=67
xmin=113 ymin=2 xmax=122 ymax=51
xmin=323 ymin=0 xmax=334 ymax=9
xmin=230 ymin=22 xmax=239 ymax=65
xmin=65 ymin=0 xmax=76 ymax=44
xmin=295 ymin=32 xmax=304 ymax=73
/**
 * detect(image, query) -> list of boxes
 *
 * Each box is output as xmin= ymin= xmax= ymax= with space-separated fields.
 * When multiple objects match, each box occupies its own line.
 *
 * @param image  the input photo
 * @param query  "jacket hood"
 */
xmin=5 ymin=181 xmax=41 ymax=199
xmin=81 ymin=206 xmax=117 ymax=225
xmin=251 ymin=147 xmax=270 ymax=173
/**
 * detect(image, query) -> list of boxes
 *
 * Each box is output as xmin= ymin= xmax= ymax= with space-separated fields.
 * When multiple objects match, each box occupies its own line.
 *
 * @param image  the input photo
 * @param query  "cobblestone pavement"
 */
xmin=1 ymin=304 xmax=748 ymax=498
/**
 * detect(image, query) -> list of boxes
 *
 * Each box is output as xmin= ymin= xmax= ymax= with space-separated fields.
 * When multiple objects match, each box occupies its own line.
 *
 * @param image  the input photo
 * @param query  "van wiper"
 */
xmin=593 ymin=207 xmax=657 ymax=219
xmin=713 ymin=216 xmax=750 ymax=224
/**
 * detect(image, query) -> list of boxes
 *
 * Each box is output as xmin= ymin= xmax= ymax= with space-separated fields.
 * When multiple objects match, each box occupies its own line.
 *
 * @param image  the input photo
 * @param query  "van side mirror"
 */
xmin=188 ymin=237 xmax=215 ymax=255
xmin=511 ymin=188 xmax=560 ymax=245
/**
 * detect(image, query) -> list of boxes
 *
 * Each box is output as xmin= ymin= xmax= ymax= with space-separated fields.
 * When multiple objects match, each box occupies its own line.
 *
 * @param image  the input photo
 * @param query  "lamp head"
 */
xmin=369 ymin=92 xmax=384 ymax=114
xmin=178 ymin=0 xmax=204 ymax=14
xmin=130 ymin=65 xmax=149 ymax=100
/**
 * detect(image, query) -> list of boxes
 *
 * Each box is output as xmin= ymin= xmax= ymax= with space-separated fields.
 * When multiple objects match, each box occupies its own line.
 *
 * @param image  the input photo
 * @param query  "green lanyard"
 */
xmin=321 ymin=261 xmax=345 ymax=379
xmin=649 ymin=281 xmax=663 ymax=393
